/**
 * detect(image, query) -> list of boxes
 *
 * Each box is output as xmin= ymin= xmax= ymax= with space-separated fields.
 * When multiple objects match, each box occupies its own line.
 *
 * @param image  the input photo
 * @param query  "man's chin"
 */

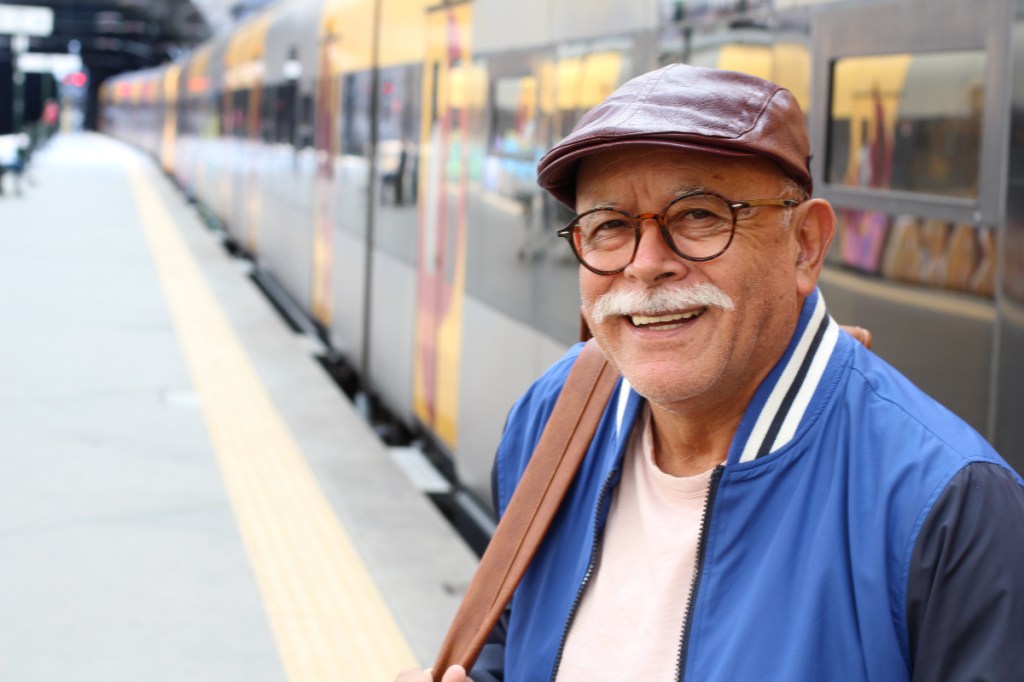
xmin=614 ymin=358 xmax=709 ymax=404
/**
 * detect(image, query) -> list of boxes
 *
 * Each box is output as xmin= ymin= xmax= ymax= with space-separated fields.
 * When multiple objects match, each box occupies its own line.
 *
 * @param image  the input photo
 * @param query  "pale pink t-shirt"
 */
xmin=555 ymin=407 xmax=714 ymax=681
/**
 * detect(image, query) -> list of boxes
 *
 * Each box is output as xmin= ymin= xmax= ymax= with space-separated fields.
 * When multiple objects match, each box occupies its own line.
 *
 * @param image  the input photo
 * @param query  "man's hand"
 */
xmin=393 ymin=665 xmax=472 ymax=682
xmin=841 ymin=325 xmax=872 ymax=349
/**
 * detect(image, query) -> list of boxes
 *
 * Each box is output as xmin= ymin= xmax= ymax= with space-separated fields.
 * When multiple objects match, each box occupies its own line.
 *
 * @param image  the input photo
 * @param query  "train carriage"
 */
xmin=100 ymin=0 xmax=1024 ymax=514
xmin=257 ymin=0 xmax=321 ymax=316
xmin=174 ymin=42 xmax=215 ymax=200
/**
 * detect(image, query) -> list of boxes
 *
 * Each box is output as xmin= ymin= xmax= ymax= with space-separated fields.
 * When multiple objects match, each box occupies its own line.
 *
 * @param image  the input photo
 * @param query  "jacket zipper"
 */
xmin=548 ymin=466 xmax=620 ymax=682
xmin=675 ymin=464 xmax=724 ymax=681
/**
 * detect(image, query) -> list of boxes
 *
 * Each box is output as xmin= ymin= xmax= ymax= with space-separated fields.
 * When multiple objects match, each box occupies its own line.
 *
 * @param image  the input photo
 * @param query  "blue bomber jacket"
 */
xmin=472 ymin=290 xmax=1024 ymax=682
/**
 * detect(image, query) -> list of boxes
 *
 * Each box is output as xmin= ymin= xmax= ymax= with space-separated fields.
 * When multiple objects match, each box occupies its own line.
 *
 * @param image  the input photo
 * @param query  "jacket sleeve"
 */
xmin=907 ymin=461 xmax=1024 ymax=682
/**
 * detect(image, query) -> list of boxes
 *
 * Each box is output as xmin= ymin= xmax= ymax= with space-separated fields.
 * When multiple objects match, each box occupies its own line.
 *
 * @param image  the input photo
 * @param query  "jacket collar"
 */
xmin=614 ymin=289 xmax=840 ymax=463
xmin=731 ymin=288 xmax=840 ymax=463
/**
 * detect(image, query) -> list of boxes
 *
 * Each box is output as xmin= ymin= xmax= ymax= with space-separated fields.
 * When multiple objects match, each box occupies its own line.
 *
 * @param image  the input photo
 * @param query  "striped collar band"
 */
xmin=732 ymin=289 xmax=839 ymax=463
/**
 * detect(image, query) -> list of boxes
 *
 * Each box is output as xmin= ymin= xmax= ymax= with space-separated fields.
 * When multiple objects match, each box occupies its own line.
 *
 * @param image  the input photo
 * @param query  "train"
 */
xmin=99 ymin=0 xmax=1024 ymax=515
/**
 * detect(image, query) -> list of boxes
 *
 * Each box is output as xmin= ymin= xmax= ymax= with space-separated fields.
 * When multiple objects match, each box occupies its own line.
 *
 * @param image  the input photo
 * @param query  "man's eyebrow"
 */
xmin=671 ymin=185 xmax=707 ymax=196
xmin=582 ymin=186 xmax=708 ymax=210
xmin=575 ymin=197 xmax=620 ymax=212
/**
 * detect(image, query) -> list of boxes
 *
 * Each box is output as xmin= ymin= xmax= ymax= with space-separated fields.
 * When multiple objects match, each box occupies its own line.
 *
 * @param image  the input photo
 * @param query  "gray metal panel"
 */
xmin=271 ymin=0 xmax=322 ymax=91
xmin=474 ymin=0 xmax=659 ymax=54
xmin=456 ymin=295 xmax=570 ymax=508
xmin=257 ymin=145 xmax=314 ymax=311
xmin=263 ymin=0 xmax=319 ymax=85
xmin=819 ymin=269 xmax=995 ymax=434
xmin=549 ymin=0 xmax=660 ymax=45
xmin=810 ymin=0 xmax=1013 ymax=443
xmin=367 ymin=251 xmax=417 ymax=425
xmin=472 ymin=0 xmax=553 ymax=53
xmin=330 ymin=229 xmax=368 ymax=361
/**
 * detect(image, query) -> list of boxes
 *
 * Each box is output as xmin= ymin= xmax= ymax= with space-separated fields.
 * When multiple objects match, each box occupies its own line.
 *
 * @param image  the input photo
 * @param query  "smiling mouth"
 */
xmin=629 ymin=307 xmax=707 ymax=330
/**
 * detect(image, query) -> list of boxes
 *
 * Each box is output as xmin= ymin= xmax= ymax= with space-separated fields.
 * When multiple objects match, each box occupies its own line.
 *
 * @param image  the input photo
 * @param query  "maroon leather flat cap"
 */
xmin=536 ymin=63 xmax=812 ymax=209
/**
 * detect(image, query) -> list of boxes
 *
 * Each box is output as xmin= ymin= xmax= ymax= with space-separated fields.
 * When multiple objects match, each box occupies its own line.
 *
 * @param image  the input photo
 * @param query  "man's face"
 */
xmin=576 ymin=147 xmax=813 ymax=414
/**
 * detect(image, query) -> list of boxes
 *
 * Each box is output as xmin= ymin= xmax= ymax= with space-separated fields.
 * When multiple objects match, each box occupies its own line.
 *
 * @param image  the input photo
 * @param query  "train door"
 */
xmin=809 ymin=0 xmax=1013 ymax=440
xmin=207 ymin=36 xmax=232 ymax=226
xmin=318 ymin=0 xmax=378 ymax=375
xmin=223 ymin=18 xmax=269 ymax=252
xmin=220 ymin=53 xmax=238 ymax=229
xmin=159 ymin=64 xmax=180 ymax=174
xmin=242 ymin=18 xmax=270 ymax=254
xmin=413 ymin=0 xmax=473 ymax=450
xmin=180 ymin=44 xmax=213 ymax=195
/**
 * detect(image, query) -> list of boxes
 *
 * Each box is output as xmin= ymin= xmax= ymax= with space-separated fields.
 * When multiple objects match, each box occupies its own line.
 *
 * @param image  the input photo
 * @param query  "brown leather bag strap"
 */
xmin=432 ymin=339 xmax=618 ymax=679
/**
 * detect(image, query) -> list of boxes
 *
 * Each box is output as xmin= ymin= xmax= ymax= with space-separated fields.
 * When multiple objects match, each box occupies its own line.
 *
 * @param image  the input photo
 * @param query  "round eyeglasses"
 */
xmin=557 ymin=190 xmax=800 ymax=275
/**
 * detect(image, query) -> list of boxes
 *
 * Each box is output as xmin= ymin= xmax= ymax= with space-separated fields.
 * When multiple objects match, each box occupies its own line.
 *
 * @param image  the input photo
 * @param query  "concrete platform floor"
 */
xmin=0 ymin=133 xmax=478 ymax=681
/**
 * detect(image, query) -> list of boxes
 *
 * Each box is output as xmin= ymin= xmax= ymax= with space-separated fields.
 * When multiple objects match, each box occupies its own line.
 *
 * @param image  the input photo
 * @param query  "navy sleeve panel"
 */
xmin=469 ymin=453 xmax=507 ymax=682
xmin=469 ymin=609 xmax=508 ymax=682
xmin=907 ymin=461 xmax=1024 ymax=682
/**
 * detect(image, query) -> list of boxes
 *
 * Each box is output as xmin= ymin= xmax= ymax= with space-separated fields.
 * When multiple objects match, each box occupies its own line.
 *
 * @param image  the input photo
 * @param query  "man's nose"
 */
xmin=626 ymin=217 xmax=687 ymax=280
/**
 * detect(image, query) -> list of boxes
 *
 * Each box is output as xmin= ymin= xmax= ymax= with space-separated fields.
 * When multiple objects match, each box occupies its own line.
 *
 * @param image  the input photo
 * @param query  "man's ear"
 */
xmin=793 ymin=198 xmax=836 ymax=297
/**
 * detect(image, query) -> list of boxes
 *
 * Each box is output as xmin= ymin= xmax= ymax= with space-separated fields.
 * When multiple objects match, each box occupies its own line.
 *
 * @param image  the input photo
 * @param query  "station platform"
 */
xmin=0 ymin=133 xmax=479 ymax=681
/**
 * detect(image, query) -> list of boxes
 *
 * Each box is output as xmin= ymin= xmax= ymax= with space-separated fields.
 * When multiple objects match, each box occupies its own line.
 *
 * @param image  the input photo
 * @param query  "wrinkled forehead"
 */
xmin=574 ymin=146 xmax=791 ymax=210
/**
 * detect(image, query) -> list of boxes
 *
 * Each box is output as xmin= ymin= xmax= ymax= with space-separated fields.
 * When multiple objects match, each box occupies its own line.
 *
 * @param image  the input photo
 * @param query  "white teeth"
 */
xmin=631 ymin=309 xmax=704 ymax=327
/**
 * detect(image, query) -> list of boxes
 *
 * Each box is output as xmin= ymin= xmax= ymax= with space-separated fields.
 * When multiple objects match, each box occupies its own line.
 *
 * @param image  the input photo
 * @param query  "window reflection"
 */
xmin=553 ymin=48 xmax=629 ymax=139
xmin=657 ymin=0 xmax=771 ymax=23
xmin=828 ymin=50 xmax=985 ymax=198
xmin=490 ymin=76 xmax=538 ymax=159
xmin=830 ymin=209 xmax=996 ymax=298
xmin=483 ymin=75 xmax=540 ymax=221
xmin=341 ymin=72 xmax=371 ymax=157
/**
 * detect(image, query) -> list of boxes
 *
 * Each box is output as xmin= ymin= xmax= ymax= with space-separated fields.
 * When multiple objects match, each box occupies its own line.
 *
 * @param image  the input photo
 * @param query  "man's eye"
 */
xmin=679 ymin=209 xmax=714 ymax=221
xmin=594 ymin=219 xmax=631 ymax=231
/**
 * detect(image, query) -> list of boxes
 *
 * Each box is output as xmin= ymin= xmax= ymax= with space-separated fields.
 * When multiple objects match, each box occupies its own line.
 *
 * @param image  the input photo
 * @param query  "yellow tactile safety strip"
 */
xmin=128 ymin=163 xmax=418 ymax=680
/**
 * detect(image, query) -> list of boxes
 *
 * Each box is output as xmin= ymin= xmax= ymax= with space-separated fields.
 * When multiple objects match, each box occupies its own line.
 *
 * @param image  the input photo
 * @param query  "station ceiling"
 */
xmin=2 ymin=0 xmax=273 ymax=73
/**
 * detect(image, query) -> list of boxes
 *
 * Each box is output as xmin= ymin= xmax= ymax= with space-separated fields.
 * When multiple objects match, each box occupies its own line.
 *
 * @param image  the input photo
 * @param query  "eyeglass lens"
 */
xmin=571 ymin=193 xmax=735 ymax=272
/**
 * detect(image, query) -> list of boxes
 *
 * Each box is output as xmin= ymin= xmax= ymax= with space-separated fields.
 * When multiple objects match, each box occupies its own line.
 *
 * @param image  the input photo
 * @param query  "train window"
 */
xmin=231 ymin=89 xmax=249 ymax=138
xmin=299 ymin=92 xmax=314 ymax=148
xmin=218 ymin=92 xmax=229 ymax=137
xmin=657 ymin=0 xmax=772 ymax=24
xmin=341 ymin=72 xmax=371 ymax=157
xmin=377 ymin=65 xmax=418 ymax=147
xmin=275 ymin=82 xmax=297 ymax=144
xmin=481 ymin=75 xmax=540 ymax=214
xmin=261 ymin=86 xmax=274 ymax=142
xmin=376 ymin=64 xmax=422 ymax=262
xmin=489 ymin=76 xmax=538 ymax=159
xmin=827 ymin=50 xmax=986 ymax=199
xmin=176 ymin=92 xmax=188 ymax=133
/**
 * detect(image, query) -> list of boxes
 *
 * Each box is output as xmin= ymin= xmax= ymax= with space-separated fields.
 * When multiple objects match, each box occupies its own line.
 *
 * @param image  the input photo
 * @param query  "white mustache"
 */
xmin=588 ymin=283 xmax=735 ymax=323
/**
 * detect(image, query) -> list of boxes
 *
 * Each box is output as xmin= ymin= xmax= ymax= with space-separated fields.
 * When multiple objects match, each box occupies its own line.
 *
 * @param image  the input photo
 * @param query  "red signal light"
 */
xmin=63 ymin=71 xmax=88 ymax=87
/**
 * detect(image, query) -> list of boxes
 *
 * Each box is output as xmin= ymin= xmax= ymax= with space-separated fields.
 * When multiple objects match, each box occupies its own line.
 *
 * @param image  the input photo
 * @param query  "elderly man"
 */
xmin=399 ymin=64 xmax=1024 ymax=682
